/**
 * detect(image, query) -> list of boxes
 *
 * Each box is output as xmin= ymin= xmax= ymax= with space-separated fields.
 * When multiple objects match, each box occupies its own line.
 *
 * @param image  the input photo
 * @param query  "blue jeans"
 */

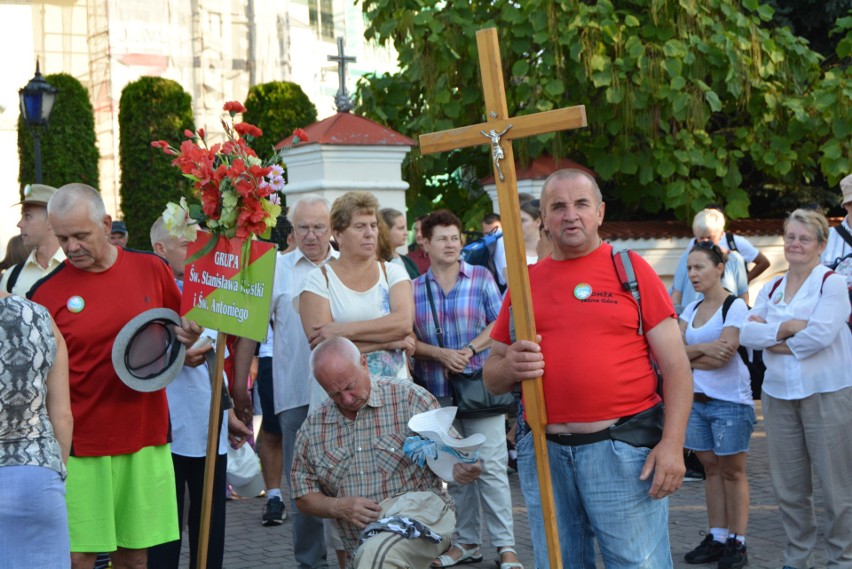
xmin=279 ymin=405 xmax=328 ymax=569
xmin=516 ymin=429 xmax=672 ymax=569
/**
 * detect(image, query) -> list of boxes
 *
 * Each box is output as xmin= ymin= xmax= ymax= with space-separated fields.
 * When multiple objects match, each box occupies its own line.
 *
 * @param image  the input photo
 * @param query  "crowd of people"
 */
xmin=0 ymin=170 xmax=850 ymax=569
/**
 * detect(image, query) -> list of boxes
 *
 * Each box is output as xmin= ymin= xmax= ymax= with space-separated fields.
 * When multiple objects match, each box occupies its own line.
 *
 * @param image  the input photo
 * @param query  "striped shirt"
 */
xmin=291 ymin=378 xmax=450 ymax=556
xmin=412 ymin=262 xmax=502 ymax=397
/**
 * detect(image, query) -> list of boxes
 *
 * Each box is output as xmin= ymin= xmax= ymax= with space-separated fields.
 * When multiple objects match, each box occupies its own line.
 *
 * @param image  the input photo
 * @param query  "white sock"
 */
xmin=710 ymin=527 xmax=728 ymax=543
xmin=266 ymin=488 xmax=282 ymax=500
xmin=729 ymin=533 xmax=746 ymax=545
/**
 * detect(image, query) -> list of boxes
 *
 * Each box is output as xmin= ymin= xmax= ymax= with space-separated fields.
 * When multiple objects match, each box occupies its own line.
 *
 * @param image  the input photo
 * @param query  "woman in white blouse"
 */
xmin=679 ymin=242 xmax=754 ymax=568
xmin=740 ymin=208 xmax=852 ymax=569
xmin=300 ymin=191 xmax=414 ymax=380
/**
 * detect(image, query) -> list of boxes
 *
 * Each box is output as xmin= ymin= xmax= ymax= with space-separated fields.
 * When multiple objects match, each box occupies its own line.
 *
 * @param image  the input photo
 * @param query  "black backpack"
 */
xmin=461 ymin=231 xmax=506 ymax=293
xmin=695 ymin=295 xmax=765 ymax=399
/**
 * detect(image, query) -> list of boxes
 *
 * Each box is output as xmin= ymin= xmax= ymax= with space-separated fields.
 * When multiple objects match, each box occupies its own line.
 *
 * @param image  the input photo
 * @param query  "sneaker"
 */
xmin=684 ymin=534 xmax=726 ymax=564
xmin=262 ymin=496 xmax=286 ymax=526
xmin=718 ymin=538 xmax=748 ymax=569
xmin=683 ymin=468 xmax=706 ymax=481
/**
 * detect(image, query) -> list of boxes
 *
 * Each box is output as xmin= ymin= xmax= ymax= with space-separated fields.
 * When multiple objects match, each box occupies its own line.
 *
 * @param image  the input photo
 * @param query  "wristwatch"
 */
xmin=467 ymin=344 xmax=477 ymax=356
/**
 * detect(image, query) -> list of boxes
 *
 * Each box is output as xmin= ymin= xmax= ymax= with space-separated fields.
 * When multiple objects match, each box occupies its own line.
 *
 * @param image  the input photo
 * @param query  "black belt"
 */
xmin=545 ymin=428 xmax=613 ymax=446
xmin=693 ymin=393 xmax=714 ymax=403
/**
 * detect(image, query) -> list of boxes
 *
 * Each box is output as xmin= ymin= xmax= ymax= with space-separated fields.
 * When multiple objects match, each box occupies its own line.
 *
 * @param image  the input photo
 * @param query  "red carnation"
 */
xmin=292 ymin=128 xmax=309 ymax=142
xmin=184 ymin=129 xmax=195 ymax=138
xmin=223 ymin=101 xmax=247 ymax=114
xmin=234 ymin=122 xmax=263 ymax=139
xmin=197 ymin=128 xmax=206 ymax=139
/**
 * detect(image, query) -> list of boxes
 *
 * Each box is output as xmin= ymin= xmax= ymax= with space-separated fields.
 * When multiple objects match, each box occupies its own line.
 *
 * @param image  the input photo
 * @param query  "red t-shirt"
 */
xmin=491 ymin=243 xmax=675 ymax=422
xmin=30 ymin=248 xmax=181 ymax=456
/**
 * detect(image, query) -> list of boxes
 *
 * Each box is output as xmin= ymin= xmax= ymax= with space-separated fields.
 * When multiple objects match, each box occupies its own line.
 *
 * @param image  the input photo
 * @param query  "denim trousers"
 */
xmin=279 ymin=404 xmax=329 ymax=569
xmin=516 ymin=429 xmax=672 ymax=569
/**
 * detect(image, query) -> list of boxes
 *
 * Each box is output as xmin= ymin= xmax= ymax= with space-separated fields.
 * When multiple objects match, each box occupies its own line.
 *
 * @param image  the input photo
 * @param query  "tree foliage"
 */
xmin=118 ymin=77 xmax=195 ymax=249
xmin=243 ymin=81 xmax=318 ymax=157
xmin=357 ymin=0 xmax=851 ymax=222
xmin=17 ymin=73 xmax=99 ymax=196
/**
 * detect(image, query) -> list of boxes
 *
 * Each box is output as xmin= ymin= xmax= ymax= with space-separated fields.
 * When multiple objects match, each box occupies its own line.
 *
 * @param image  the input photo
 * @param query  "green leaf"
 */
xmin=545 ymin=79 xmax=565 ymax=97
xmin=512 ymin=59 xmax=530 ymax=78
xmin=704 ymin=90 xmax=722 ymax=112
xmin=624 ymin=14 xmax=640 ymax=27
xmin=671 ymin=76 xmax=686 ymax=91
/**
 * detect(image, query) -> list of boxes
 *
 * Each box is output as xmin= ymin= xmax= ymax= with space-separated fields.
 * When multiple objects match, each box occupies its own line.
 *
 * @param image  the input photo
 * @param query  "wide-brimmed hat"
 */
xmin=17 ymin=183 xmax=57 ymax=207
xmin=408 ymin=407 xmax=485 ymax=483
xmin=111 ymin=308 xmax=186 ymax=392
xmin=840 ymin=174 xmax=852 ymax=206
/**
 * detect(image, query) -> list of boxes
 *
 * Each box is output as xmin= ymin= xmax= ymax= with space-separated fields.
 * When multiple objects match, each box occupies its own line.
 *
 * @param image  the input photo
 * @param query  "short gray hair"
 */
xmin=785 ymin=208 xmax=830 ymax=244
xmin=288 ymin=194 xmax=331 ymax=224
xmin=541 ymin=169 xmax=602 ymax=209
xmin=48 ymin=183 xmax=106 ymax=224
xmin=150 ymin=216 xmax=171 ymax=249
xmin=692 ymin=208 xmax=726 ymax=234
xmin=310 ymin=336 xmax=361 ymax=378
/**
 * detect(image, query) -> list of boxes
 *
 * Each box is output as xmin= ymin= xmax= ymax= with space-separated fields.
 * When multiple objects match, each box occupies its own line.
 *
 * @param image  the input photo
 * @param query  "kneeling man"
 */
xmin=291 ymin=337 xmax=481 ymax=568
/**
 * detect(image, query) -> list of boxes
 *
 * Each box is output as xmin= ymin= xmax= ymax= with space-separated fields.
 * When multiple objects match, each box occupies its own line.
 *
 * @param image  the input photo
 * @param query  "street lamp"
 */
xmin=19 ymin=60 xmax=58 ymax=184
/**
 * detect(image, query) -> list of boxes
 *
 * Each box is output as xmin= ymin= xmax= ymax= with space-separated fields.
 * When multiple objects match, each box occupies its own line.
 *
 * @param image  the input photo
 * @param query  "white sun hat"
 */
xmin=407 ymin=407 xmax=485 ymax=483
xmin=111 ymin=308 xmax=186 ymax=392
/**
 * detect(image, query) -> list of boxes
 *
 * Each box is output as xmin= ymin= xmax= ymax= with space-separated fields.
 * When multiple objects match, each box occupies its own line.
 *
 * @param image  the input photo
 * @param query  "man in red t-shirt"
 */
xmin=484 ymin=169 xmax=693 ymax=568
xmin=29 ymin=184 xmax=205 ymax=569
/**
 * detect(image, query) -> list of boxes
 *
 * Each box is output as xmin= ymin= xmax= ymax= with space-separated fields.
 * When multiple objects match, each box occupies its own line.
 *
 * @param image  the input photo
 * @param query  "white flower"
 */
xmin=162 ymin=197 xmax=199 ymax=242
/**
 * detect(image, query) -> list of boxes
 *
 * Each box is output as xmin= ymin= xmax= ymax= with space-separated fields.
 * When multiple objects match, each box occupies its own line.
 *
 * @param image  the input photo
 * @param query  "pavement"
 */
xmin=178 ymin=401 xmax=828 ymax=568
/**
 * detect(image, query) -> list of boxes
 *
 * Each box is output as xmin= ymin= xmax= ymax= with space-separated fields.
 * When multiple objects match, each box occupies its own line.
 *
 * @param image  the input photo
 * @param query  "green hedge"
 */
xmin=243 ymin=81 xmax=317 ymax=158
xmin=17 ymin=73 xmax=99 ymax=196
xmin=118 ymin=77 xmax=195 ymax=250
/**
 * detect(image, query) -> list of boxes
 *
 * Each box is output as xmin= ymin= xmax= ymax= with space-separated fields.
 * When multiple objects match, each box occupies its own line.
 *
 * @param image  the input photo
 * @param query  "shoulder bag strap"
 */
xmin=834 ymin=223 xmax=852 ymax=248
xmin=6 ymin=262 xmax=24 ymax=293
xmin=424 ymin=276 xmax=444 ymax=349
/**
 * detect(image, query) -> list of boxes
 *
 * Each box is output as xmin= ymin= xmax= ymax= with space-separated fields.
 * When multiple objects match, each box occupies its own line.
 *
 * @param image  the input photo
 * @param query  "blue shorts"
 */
xmin=685 ymin=399 xmax=756 ymax=456
xmin=256 ymin=357 xmax=281 ymax=435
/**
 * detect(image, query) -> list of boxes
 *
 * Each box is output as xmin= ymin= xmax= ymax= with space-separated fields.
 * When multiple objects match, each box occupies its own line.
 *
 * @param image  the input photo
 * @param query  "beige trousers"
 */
xmin=354 ymin=492 xmax=455 ymax=569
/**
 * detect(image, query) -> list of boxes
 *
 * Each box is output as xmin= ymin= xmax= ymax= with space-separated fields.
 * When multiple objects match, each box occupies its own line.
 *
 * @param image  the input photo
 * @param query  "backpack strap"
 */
xmin=833 ymin=223 xmax=852 ymax=248
xmin=721 ymin=294 xmax=737 ymax=322
xmin=725 ymin=233 xmax=738 ymax=252
xmin=5 ymin=262 xmax=24 ymax=293
xmin=820 ymin=270 xmax=835 ymax=293
xmin=768 ymin=277 xmax=783 ymax=299
xmin=612 ymin=249 xmax=643 ymax=335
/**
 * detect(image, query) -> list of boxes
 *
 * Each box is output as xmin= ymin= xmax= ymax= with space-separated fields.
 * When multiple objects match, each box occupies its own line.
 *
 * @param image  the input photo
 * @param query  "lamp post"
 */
xmin=19 ymin=60 xmax=58 ymax=184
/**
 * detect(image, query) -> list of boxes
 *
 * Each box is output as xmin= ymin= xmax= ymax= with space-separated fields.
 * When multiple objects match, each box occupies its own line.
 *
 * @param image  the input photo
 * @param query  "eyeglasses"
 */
xmin=783 ymin=234 xmax=816 ymax=245
xmin=294 ymin=224 xmax=329 ymax=236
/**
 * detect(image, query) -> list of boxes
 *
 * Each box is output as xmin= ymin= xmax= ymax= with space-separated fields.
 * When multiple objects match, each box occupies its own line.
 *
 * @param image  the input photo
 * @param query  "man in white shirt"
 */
xmin=822 ymin=174 xmax=852 ymax=270
xmin=0 ymin=184 xmax=65 ymax=295
xmin=233 ymin=194 xmax=337 ymax=569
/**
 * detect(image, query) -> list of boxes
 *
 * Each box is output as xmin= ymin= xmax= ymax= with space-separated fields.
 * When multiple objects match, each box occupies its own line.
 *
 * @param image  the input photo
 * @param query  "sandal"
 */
xmin=431 ymin=543 xmax=484 ymax=567
xmin=495 ymin=547 xmax=524 ymax=569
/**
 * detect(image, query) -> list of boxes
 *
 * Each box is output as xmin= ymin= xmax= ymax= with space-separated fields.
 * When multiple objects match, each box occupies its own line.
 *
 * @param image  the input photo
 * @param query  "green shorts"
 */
xmin=65 ymin=444 xmax=178 ymax=552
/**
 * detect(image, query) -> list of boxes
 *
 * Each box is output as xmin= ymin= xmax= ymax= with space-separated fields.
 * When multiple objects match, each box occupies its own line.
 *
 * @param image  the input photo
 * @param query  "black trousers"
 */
xmin=148 ymin=452 xmax=227 ymax=569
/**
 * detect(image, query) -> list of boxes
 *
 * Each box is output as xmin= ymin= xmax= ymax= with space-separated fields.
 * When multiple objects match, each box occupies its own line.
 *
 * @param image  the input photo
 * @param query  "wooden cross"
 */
xmin=328 ymin=37 xmax=356 ymax=113
xmin=419 ymin=28 xmax=588 ymax=569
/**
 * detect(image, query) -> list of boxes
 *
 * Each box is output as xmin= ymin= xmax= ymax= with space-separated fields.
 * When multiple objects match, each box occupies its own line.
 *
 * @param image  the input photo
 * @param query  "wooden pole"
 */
xmin=196 ymin=331 xmax=227 ymax=569
xmin=418 ymin=26 xmax=592 ymax=568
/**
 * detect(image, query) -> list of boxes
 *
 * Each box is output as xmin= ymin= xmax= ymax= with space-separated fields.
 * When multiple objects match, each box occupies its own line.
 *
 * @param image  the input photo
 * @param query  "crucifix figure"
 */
xmin=328 ymin=37 xmax=356 ymax=113
xmin=419 ymin=28 xmax=588 ymax=569
xmin=480 ymin=124 xmax=512 ymax=180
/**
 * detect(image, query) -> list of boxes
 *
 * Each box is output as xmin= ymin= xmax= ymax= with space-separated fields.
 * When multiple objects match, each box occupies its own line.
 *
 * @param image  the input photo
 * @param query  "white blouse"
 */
xmin=740 ymin=264 xmax=852 ymax=400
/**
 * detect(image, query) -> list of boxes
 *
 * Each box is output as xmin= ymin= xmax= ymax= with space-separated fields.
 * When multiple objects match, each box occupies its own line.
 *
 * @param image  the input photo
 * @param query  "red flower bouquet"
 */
xmin=153 ymin=101 xmax=307 ymax=260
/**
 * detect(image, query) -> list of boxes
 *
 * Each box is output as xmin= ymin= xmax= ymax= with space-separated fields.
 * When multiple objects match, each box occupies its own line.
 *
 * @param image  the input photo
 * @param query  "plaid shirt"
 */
xmin=412 ymin=262 xmax=502 ymax=398
xmin=291 ymin=378 xmax=450 ymax=557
